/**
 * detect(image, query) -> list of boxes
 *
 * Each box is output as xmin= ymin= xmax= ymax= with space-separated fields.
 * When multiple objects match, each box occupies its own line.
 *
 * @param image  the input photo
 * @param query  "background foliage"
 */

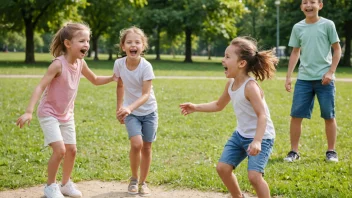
xmin=0 ymin=0 xmax=351 ymax=65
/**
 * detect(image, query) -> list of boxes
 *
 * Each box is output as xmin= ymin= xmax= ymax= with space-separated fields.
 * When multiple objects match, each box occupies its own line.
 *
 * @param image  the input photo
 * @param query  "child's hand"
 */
xmin=116 ymin=107 xmax=131 ymax=121
xmin=16 ymin=113 xmax=32 ymax=128
xmin=247 ymin=140 xmax=261 ymax=156
xmin=285 ymin=77 xmax=292 ymax=92
xmin=322 ymin=71 xmax=333 ymax=85
xmin=179 ymin=103 xmax=196 ymax=116
xmin=117 ymin=116 xmax=125 ymax=124
xmin=112 ymin=74 xmax=119 ymax=82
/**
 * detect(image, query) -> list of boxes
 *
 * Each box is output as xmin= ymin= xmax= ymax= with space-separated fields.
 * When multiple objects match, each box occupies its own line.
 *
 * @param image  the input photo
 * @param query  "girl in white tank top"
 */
xmin=180 ymin=37 xmax=278 ymax=198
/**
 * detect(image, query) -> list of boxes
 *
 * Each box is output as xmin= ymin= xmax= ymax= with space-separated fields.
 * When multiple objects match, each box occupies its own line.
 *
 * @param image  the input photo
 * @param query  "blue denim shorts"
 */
xmin=291 ymin=80 xmax=335 ymax=119
xmin=219 ymin=131 xmax=274 ymax=173
xmin=124 ymin=111 xmax=158 ymax=142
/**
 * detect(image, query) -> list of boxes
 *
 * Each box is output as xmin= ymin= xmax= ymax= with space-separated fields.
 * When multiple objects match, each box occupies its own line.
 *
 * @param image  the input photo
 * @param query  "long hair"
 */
xmin=50 ymin=22 xmax=91 ymax=57
xmin=231 ymin=37 xmax=278 ymax=81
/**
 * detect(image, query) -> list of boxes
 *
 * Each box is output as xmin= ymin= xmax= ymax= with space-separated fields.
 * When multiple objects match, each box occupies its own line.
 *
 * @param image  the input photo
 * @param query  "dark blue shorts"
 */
xmin=291 ymin=80 xmax=335 ymax=119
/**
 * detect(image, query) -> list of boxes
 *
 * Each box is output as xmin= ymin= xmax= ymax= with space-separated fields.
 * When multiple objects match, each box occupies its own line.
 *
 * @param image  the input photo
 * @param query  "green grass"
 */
xmin=0 ymin=52 xmax=351 ymax=78
xmin=0 ymin=53 xmax=352 ymax=197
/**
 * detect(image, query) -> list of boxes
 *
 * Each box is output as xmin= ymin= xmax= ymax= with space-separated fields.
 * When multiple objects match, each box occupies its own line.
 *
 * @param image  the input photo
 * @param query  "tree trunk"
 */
xmin=342 ymin=20 xmax=352 ymax=67
xmin=155 ymin=26 xmax=161 ymax=60
xmin=207 ymin=42 xmax=212 ymax=60
xmin=252 ymin=14 xmax=256 ymax=38
xmin=184 ymin=27 xmax=193 ymax=63
xmin=24 ymin=20 xmax=35 ymax=63
xmin=92 ymin=36 xmax=99 ymax=61
xmin=108 ymin=48 xmax=113 ymax=60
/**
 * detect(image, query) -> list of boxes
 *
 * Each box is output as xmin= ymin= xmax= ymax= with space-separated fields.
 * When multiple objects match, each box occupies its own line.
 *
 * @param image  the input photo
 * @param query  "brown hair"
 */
xmin=119 ymin=26 xmax=149 ymax=53
xmin=231 ymin=37 xmax=278 ymax=81
xmin=50 ymin=22 xmax=90 ymax=57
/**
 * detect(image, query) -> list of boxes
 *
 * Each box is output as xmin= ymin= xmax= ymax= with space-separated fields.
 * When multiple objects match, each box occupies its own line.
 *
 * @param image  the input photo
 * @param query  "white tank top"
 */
xmin=228 ymin=78 xmax=275 ymax=139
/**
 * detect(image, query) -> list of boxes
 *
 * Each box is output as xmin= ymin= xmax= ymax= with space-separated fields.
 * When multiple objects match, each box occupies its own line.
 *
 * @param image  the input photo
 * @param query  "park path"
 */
xmin=0 ymin=180 xmax=238 ymax=198
xmin=1 ymin=74 xmax=352 ymax=82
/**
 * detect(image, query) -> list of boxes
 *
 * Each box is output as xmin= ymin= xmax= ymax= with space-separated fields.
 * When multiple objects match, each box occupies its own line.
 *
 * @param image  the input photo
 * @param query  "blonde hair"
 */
xmin=119 ymin=26 xmax=149 ymax=53
xmin=50 ymin=22 xmax=91 ymax=57
xmin=230 ymin=37 xmax=278 ymax=81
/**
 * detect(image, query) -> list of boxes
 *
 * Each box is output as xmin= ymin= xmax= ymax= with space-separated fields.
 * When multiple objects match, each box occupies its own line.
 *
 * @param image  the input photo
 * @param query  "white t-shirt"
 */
xmin=228 ymin=78 xmax=275 ymax=139
xmin=113 ymin=57 xmax=157 ymax=116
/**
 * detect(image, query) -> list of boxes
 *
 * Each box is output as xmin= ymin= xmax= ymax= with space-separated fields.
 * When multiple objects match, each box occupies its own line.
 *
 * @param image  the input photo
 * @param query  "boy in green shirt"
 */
xmin=284 ymin=0 xmax=341 ymax=162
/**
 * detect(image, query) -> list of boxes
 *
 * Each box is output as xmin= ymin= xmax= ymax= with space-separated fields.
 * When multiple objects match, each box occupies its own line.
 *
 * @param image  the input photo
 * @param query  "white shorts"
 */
xmin=38 ymin=116 xmax=76 ymax=146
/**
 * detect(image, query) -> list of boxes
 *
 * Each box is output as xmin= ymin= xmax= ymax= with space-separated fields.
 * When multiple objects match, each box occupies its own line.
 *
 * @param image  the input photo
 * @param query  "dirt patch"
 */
xmin=0 ymin=180 xmax=258 ymax=198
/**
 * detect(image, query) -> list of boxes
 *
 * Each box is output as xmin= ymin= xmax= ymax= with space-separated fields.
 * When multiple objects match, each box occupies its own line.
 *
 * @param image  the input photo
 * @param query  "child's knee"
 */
xmin=247 ymin=171 xmax=263 ymax=185
xmin=131 ymin=142 xmax=143 ymax=151
xmin=65 ymin=145 xmax=77 ymax=156
xmin=216 ymin=162 xmax=233 ymax=175
xmin=53 ymin=147 xmax=66 ymax=158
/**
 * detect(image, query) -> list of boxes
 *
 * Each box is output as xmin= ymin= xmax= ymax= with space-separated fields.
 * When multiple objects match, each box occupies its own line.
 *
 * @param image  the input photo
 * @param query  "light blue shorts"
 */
xmin=291 ymin=80 xmax=335 ymax=119
xmin=125 ymin=111 xmax=158 ymax=142
xmin=219 ymin=131 xmax=274 ymax=174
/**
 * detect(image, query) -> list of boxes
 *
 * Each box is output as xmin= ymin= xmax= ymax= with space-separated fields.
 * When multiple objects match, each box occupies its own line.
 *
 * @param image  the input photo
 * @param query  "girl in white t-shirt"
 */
xmin=113 ymin=26 xmax=158 ymax=197
xmin=180 ymin=37 xmax=278 ymax=198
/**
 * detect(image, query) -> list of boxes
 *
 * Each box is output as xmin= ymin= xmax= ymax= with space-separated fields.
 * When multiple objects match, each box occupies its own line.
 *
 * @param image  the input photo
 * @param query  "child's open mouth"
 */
xmin=130 ymin=50 xmax=137 ymax=55
xmin=80 ymin=49 xmax=88 ymax=55
xmin=223 ymin=67 xmax=228 ymax=71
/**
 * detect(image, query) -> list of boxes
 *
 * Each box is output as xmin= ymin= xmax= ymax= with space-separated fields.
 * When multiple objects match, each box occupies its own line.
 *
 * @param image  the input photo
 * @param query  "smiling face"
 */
xmin=222 ymin=45 xmax=246 ymax=78
xmin=301 ymin=0 xmax=323 ymax=22
xmin=122 ymin=32 xmax=144 ymax=59
xmin=65 ymin=30 xmax=90 ymax=59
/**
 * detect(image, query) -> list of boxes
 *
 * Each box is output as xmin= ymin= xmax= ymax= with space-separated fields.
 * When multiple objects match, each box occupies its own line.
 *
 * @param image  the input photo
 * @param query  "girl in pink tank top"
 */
xmin=16 ymin=22 xmax=117 ymax=198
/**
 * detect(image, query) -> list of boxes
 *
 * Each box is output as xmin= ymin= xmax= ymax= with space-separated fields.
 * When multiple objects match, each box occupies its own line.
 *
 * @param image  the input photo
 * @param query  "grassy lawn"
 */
xmin=0 ymin=52 xmax=352 ymax=197
xmin=0 ymin=52 xmax=351 ymax=78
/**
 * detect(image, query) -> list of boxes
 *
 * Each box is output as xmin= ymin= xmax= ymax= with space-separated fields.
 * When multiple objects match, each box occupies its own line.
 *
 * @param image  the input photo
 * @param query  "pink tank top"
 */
xmin=37 ymin=55 xmax=83 ymax=122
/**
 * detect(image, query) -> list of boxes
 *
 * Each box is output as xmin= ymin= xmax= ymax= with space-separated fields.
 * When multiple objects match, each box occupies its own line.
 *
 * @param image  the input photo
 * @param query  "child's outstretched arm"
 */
xmin=180 ymin=80 xmax=231 ymax=116
xmin=322 ymin=42 xmax=341 ymax=85
xmin=82 ymin=61 xmax=117 ymax=85
xmin=245 ymin=81 xmax=266 ymax=156
xmin=285 ymin=47 xmax=300 ymax=92
xmin=16 ymin=60 xmax=61 ymax=128
xmin=116 ymin=79 xmax=152 ymax=121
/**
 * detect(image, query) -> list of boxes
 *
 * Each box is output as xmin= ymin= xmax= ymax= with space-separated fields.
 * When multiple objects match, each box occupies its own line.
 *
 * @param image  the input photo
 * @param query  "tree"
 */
xmin=0 ymin=0 xmax=83 ymax=63
xmin=81 ymin=0 xmax=147 ymax=61
xmin=237 ymin=0 xmax=266 ymax=39
xmin=202 ymin=0 xmax=243 ymax=60
xmin=139 ymin=0 xmax=178 ymax=60
xmin=167 ymin=0 xmax=243 ymax=63
xmin=322 ymin=0 xmax=352 ymax=67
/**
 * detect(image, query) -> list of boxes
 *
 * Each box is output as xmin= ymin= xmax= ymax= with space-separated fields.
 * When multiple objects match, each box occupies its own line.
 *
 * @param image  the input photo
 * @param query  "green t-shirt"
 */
xmin=288 ymin=17 xmax=340 ymax=80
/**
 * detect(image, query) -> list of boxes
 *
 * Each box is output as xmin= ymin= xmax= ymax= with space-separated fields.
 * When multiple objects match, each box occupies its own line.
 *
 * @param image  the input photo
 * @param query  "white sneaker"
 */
xmin=44 ymin=183 xmax=64 ymax=198
xmin=60 ymin=179 xmax=82 ymax=197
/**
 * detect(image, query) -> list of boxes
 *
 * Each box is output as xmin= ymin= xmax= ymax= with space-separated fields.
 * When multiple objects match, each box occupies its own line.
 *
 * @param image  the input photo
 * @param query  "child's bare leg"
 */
xmin=47 ymin=141 xmax=65 ymax=184
xmin=139 ymin=142 xmax=152 ymax=183
xmin=290 ymin=117 xmax=303 ymax=152
xmin=248 ymin=171 xmax=270 ymax=198
xmin=62 ymin=144 xmax=77 ymax=184
xmin=325 ymin=118 xmax=337 ymax=150
xmin=130 ymin=136 xmax=143 ymax=179
xmin=216 ymin=162 xmax=242 ymax=198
